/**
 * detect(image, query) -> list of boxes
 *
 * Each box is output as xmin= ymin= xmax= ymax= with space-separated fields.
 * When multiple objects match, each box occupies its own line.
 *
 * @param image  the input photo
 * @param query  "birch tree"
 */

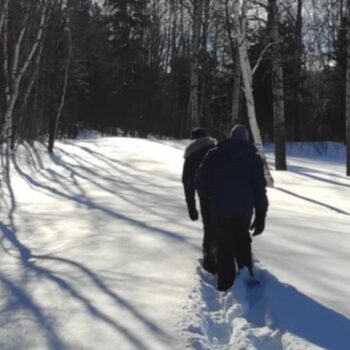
xmin=1 ymin=0 xmax=47 ymax=173
xmin=190 ymin=0 xmax=204 ymax=129
xmin=48 ymin=18 xmax=72 ymax=154
xmin=233 ymin=0 xmax=274 ymax=186
xmin=225 ymin=0 xmax=241 ymax=127
xmin=268 ymin=0 xmax=286 ymax=170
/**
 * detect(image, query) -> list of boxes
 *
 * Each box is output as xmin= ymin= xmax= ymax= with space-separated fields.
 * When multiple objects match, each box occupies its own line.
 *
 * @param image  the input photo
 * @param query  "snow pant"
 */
xmin=199 ymin=196 xmax=217 ymax=274
xmin=215 ymin=218 xmax=252 ymax=291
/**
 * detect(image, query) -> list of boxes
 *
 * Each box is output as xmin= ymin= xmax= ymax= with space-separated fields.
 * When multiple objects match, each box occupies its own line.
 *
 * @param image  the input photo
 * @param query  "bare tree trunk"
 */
xmin=2 ymin=0 xmax=10 ymax=107
xmin=346 ymin=0 xmax=350 ymax=175
xmin=233 ymin=0 xmax=274 ymax=186
xmin=14 ymin=41 xmax=44 ymax=148
xmin=269 ymin=0 xmax=287 ymax=170
xmin=341 ymin=0 xmax=344 ymax=20
xmin=171 ymin=0 xmax=178 ymax=60
xmin=48 ymin=22 xmax=72 ymax=153
xmin=293 ymin=0 xmax=303 ymax=141
xmin=200 ymin=0 xmax=211 ymax=132
xmin=1 ymin=1 xmax=47 ymax=149
xmin=225 ymin=0 xmax=241 ymax=128
xmin=190 ymin=0 xmax=204 ymax=129
xmin=231 ymin=49 xmax=241 ymax=126
xmin=0 ymin=0 xmax=9 ymax=39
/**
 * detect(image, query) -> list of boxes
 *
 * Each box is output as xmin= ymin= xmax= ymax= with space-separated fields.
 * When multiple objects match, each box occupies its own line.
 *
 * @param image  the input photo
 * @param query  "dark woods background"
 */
xmin=0 ymin=0 xmax=347 ymax=144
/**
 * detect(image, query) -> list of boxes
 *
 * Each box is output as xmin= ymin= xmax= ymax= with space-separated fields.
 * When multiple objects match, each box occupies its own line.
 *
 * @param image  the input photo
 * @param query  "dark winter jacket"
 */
xmin=195 ymin=138 xmax=268 ymax=220
xmin=182 ymin=136 xmax=217 ymax=210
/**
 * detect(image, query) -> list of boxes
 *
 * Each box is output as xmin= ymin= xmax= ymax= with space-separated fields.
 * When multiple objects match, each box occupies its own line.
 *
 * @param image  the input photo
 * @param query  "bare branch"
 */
xmin=252 ymin=41 xmax=276 ymax=75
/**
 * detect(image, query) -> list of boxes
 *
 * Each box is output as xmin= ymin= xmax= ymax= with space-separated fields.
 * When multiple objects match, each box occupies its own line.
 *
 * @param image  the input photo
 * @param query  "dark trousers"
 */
xmin=199 ymin=196 xmax=217 ymax=273
xmin=216 ymin=218 xmax=252 ymax=291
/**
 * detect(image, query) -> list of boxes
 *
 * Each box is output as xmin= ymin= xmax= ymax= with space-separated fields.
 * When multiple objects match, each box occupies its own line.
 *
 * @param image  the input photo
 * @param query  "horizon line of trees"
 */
xmin=1 ymin=0 xmax=350 ymax=175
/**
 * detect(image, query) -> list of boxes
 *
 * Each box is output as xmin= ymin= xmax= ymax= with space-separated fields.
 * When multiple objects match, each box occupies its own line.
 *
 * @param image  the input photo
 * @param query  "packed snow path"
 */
xmin=0 ymin=137 xmax=349 ymax=349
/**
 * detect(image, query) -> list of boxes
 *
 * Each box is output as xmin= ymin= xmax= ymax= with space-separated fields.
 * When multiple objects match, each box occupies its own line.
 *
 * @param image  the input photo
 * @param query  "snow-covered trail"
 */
xmin=0 ymin=137 xmax=349 ymax=350
xmin=183 ymin=143 xmax=350 ymax=350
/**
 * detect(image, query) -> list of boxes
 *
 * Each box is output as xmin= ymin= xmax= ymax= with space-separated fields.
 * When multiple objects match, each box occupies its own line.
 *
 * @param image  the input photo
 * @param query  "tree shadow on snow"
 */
xmin=11 ymin=153 xmax=199 ymax=251
xmin=247 ymin=268 xmax=350 ymax=350
xmin=288 ymin=164 xmax=350 ymax=188
xmin=274 ymin=187 xmax=349 ymax=215
xmin=0 ymin=272 xmax=65 ymax=350
xmin=34 ymin=142 xmax=195 ymax=233
xmin=0 ymin=144 xmax=195 ymax=349
xmin=0 ymin=220 xmax=172 ymax=350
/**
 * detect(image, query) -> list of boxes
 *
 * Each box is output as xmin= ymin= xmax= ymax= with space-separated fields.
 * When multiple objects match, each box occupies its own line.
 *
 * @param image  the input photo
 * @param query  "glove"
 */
xmin=251 ymin=215 xmax=265 ymax=236
xmin=188 ymin=206 xmax=199 ymax=221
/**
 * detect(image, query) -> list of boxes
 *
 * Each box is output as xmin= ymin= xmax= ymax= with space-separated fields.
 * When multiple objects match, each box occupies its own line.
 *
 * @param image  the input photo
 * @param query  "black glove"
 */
xmin=188 ymin=206 xmax=199 ymax=221
xmin=251 ymin=215 xmax=265 ymax=236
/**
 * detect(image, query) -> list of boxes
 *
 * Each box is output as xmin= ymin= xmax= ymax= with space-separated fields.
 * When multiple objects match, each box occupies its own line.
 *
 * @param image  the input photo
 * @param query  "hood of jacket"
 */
xmin=184 ymin=136 xmax=217 ymax=159
xmin=217 ymin=138 xmax=257 ymax=162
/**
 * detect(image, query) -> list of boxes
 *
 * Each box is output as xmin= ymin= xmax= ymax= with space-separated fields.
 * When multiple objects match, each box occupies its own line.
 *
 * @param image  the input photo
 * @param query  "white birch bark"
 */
xmin=190 ymin=0 xmax=204 ymax=129
xmin=1 ymin=1 xmax=47 ymax=147
xmin=233 ymin=0 xmax=274 ymax=186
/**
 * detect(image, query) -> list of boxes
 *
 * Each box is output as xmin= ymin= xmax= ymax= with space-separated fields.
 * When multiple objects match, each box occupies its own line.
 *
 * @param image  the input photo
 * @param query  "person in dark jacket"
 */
xmin=182 ymin=128 xmax=217 ymax=273
xmin=195 ymin=124 xmax=268 ymax=291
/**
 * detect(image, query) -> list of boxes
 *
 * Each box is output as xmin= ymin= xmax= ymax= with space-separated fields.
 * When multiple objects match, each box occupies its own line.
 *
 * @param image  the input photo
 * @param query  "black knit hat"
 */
xmin=230 ymin=124 xmax=249 ymax=141
xmin=191 ymin=128 xmax=206 ymax=140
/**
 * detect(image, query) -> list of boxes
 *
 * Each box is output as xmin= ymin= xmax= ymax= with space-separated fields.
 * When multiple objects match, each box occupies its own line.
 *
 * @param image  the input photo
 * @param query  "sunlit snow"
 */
xmin=0 ymin=137 xmax=349 ymax=350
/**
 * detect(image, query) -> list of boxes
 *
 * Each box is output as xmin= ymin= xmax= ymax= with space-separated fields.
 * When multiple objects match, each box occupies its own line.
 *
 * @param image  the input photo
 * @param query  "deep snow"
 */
xmin=0 ymin=137 xmax=349 ymax=350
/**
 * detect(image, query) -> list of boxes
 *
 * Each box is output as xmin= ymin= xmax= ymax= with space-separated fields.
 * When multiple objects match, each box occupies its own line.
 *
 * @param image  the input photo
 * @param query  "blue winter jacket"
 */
xmin=195 ymin=138 xmax=268 ymax=220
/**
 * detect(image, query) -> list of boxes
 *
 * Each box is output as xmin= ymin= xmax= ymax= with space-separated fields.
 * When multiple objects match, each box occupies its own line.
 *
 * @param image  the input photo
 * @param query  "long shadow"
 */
xmin=289 ymin=164 xmax=350 ymax=188
xmin=0 ymin=157 xmax=31 ymax=261
xmin=275 ymin=187 xmax=350 ymax=215
xmin=245 ymin=269 xmax=350 ymax=350
xmin=47 ymin=152 xmax=187 ymax=223
xmin=267 ymin=157 xmax=349 ymax=184
xmin=0 ymin=225 xmax=161 ymax=350
xmin=0 ymin=222 xmax=31 ymax=262
xmin=33 ymin=254 xmax=173 ymax=344
xmin=43 ymin=144 xmax=196 ymax=233
xmin=51 ymin=148 xmax=158 ymax=198
xmin=17 ymin=147 xmax=76 ymax=196
xmin=0 ymin=166 xmax=65 ymax=349
xmin=0 ymin=142 xmax=195 ymax=349
xmin=12 ymin=153 xmax=199 ymax=251
xmin=54 ymin=145 xmax=185 ymax=210
xmin=67 ymin=142 xmax=180 ymax=184
xmin=0 ymin=273 xmax=65 ymax=350
xmin=28 ymin=261 xmax=151 ymax=350
xmin=23 ymin=142 xmax=45 ymax=172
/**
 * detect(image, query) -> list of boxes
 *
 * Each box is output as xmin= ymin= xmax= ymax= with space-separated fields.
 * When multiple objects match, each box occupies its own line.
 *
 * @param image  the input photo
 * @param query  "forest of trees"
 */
xmin=1 ymin=0 xmax=350 ymax=174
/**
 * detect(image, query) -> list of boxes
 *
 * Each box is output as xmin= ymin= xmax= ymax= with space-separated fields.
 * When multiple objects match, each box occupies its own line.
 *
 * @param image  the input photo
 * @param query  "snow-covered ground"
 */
xmin=0 ymin=137 xmax=349 ymax=350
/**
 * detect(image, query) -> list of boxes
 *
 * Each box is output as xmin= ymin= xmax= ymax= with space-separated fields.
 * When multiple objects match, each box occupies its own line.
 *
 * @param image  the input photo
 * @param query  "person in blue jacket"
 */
xmin=195 ymin=124 xmax=268 ymax=291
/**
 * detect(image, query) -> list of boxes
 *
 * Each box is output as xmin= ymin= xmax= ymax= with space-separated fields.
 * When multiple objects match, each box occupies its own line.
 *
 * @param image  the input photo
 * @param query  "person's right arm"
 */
xmin=251 ymin=156 xmax=269 ymax=235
